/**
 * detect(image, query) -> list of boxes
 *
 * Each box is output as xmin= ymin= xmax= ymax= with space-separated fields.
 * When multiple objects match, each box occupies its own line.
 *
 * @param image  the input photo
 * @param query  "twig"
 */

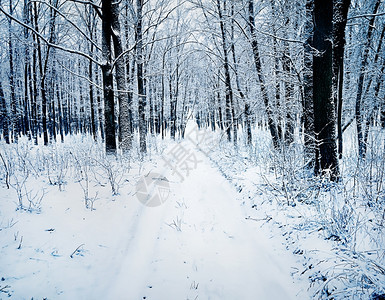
xmin=245 ymin=216 xmax=272 ymax=223
xmin=0 ymin=152 xmax=10 ymax=189
xmin=70 ymin=243 xmax=85 ymax=258
xmin=0 ymin=285 xmax=10 ymax=293
xmin=17 ymin=236 xmax=23 ymax=249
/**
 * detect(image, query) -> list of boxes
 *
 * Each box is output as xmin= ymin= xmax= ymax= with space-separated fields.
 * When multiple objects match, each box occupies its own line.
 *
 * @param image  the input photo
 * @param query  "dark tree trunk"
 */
xmin=23 ymin=0 xmax=31 ymax=139
xmin=170 ymin=73 xmax=177 ymax=140
xmin=216 ymin=0 xmax=234 ymax=144
xmin=88 ymin=58 xmax=97 ymax=141
xmin=333 ymin=0 xmax=351 ymax=158
xmin=136 ymin=0 xmax=147 ymax=153
xmin=149 ymin=81 xmax=154 ymax=135
xmin=313 ymin=0 xmax=339 ymax=180
xmin=31 ymin=34 xmax=38 ymax=145
xmin=87 ymin=11 xmax=97 ymax=141
xmin=101 ymin=0 xmax=116 ymax=153
xmin=245 ymin=103 xmax=252 ymax=145
xmin=161 ymin=54 xmax=166 ymax=139
xmin=8 ymin=0 xmax=18 ymax=142
xmin=229 ymin=2 xmax=239 ymax=146
xmin=33 ymin=2 xmax=49 ymax=146
xmin=95 ymin=63 xmax=104 ymax=141
xmin=0 ymin=81 xmax=10 ymax=144
xmin=50 ymin=81 xmax=57 ymax=142
xmin=125 ymin=4 xmax=134 ymax=140
xmin=282 ymin=44 xmax=295 ymax=145
xmin=216 ymin=72 xmax=224 ymax=131
xmin=112 ymin=2 xmax=132 ymax=152
xmin=56 ymin=75 xmax=64 ymax=143
xmin=270 ymin=26 xmax=283 ymax=142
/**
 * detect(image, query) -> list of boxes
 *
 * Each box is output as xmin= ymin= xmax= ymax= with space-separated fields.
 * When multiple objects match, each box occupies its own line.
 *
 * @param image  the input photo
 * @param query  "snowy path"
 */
xmin=0 ymin=137 xmax=302 ymax=299
xmin=107 ymin=142 xmax=300 ymax=300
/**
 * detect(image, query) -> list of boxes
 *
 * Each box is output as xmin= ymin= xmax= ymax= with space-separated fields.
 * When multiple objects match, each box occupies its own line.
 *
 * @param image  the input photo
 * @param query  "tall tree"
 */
xmin=313 ymin=0 xmax=339 ymax=180
xmin=216 ymin=0 xmax=235 ymax=144
xmin=248 ymin=0 xmax=281 ymax=150
xmin=0 ymin=80 xmax=9 ymax=144
xmin=101 ymin=0 xmax=117 ymax=153
xmin=333 ymin=0 xmax=351 ymax=158
xmin=8 ymin=0 xmax=18 ymax=142
xmin=136 ymin=0 xmax=147 ymax=153
xmin=22 ymin=0 xmax=31 ymax=139
xmin=303 ymin=0 xmax=315 ymax=167
xmin=33 ymin=1 xmax=54 ymax=146
xmin=282 ymin=1 xmax=295 ymax=146
xmin=355 ymin=0 xmax=381 ymax=158
xmin=112 ymin=1 xmax=132 ymax=152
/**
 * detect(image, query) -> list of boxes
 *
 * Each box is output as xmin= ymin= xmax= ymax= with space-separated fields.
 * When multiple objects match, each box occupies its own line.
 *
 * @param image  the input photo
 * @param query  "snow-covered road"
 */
xmin=107 ymin=141 xmax=300 ymax=300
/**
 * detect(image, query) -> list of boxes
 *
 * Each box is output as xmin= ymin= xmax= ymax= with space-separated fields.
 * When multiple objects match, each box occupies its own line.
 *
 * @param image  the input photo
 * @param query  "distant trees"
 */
xmin=0 ymin=0 xmax=384 ymax=180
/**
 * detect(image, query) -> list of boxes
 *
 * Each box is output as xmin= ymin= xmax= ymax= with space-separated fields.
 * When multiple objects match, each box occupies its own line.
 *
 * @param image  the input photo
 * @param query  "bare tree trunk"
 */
xmin=23 ymin=0 xmax=31 ymax=139
xmin=56 ymin=74 xmax=64 ymax=143
xmin=31 ymin=47 xmax=38 ymax=144
xmin=0 ymin=81 xmax=10 ymax=144
xmin=136 ymin=0 xmax=147 ymax=153
xmin=282 ymin=42 xmax=295 ymax=145
xmin=313 ymin=0 xmax=339 ymax=180
xmin=8 ymin=0 xmax=18 ymax=142
xmin=101 ymin=0 xmax=116 ymax=153
xmin=87 ymin=8 xmax=97 ymax=141
xmin=303 ymin=0 xmax=315 ymax=167
xmin=161 ymin=53 xmax=166 ymax=139
xmin=229 ymin=2 xmax=240 ymax=145
xmin=50 ymin=69 xmax=57 ymax=142
xmin=33 ymin=2 xmax=49 ymax=146
xmin=248 ymin=0 xmax=281 ymax=149
xmin=125 ymin=0 xmax=133 ymax=141
xmin=170 ymin=69 xmax=177 ymax=140
xmin=216 ymin=72 xmax=224 ymax=131
xmin=31 ymin=5 xmax=38 ymax=145
xmin=217 ymin=0 xmax=235 ymax=144
xmin=355 ymin=0 xmax=381 ymax=158
xmin=271 ymin=32 xmax=283 ymax=141
xmin=245 ymin=103 xmax=252 ymax=145
xmin=363 ymin=25 xmax=385 ymax=149
xmin=95 ymin=63 xmax=104 ymax=141
xmin=333 ymin=0 xmax=351 ymax=158
xmin=149 ymin=80 xmax=154 ymax=135
xmin=88 ymin=56 xmax=97 ymax=140
xmin=49 ymin=1 xmax=59 ymax=144
xmin=111 ymin=2 xmax=132 ymax=153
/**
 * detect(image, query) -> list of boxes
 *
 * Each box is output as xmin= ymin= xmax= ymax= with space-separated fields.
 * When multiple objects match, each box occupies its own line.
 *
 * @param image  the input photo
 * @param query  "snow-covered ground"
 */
xmin=108 ymin=140 xmax=303 ymax=300
xmin=1 ymin=122 xmax=384 ymax=299
xmin=0 ymin=125 xmax=308 ymax=299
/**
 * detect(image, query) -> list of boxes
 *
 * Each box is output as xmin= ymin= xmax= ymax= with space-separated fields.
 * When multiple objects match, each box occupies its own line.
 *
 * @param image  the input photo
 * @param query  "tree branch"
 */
xmin=0 ymin=5 xmax=102 ymax=65
xmin=30 ymin=0 xmax=102 ymax=52
xmin=348 ymin=11 xmax=385 ymax=20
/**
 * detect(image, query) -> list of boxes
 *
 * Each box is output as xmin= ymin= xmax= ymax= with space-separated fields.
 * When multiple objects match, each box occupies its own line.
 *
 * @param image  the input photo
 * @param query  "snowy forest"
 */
xmin=0 ymin=0 xmax=385 ymax=299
